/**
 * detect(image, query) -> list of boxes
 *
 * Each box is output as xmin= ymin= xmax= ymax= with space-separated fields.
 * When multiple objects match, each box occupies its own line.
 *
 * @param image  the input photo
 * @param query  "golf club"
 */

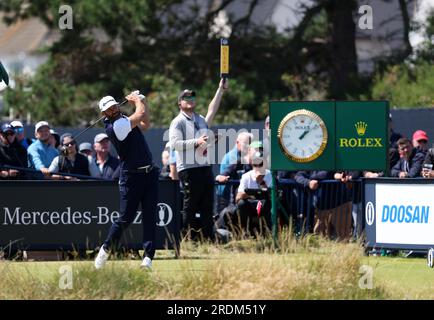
xmin=71 ymin=91 xmax=145 ymax=143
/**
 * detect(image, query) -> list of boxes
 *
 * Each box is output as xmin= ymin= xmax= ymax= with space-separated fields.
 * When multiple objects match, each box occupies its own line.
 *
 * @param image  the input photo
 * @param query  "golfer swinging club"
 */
xmin=95 ymin=91 xmax=158 ymax=270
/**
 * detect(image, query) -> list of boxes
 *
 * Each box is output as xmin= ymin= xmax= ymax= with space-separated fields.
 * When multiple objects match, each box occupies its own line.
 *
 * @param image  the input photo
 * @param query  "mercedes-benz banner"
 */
xmin=0 ymin=180 xmax=181 ymax=252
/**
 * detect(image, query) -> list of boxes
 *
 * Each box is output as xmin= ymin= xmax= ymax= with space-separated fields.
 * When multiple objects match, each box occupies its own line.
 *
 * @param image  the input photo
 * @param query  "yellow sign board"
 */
xmin=220 ymin=38 xmax=229 ymax=78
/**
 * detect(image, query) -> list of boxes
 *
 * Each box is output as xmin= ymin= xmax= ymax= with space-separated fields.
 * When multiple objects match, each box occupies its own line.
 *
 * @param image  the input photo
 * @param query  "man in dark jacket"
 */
xmin=48 ymin=133 xmax=91 ymax=179
xmin=11 ymin=120 xmax=33 ymax=150
xmin=90 ymin=133 xmax=120 ymax=180
xmin=391 ymin=138 xmax=426 ymax=178
xmin=295 ymin=170 xmax=352 ymax=239
xmin=294 ymin=170 xmax=334 ymax=234
xmin=0 ymin=123 xmax=28 ymax=179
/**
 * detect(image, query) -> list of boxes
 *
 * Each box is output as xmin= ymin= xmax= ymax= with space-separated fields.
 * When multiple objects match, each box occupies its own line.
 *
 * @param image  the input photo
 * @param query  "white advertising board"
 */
xmin=374 ymin=184 xmax=434 ymax=245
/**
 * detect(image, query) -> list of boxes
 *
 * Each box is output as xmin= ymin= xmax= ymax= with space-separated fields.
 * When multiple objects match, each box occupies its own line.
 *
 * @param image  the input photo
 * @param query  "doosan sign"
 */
xmin=364 ymin=180 xmax=434 ymax=250
xmin=380 ymin=204 xmax=429 ymax=224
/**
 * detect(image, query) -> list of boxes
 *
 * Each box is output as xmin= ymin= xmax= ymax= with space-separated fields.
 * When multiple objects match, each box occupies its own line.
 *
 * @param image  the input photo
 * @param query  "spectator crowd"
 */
xmin=1 ymin=109 xmax=433 ymax=242
xmin=0 ymin=120 xmax=120 ymax=181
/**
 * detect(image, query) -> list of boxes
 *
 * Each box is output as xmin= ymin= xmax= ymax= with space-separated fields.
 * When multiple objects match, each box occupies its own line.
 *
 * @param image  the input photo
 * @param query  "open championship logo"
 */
xmin=156 ymin=203 xmax=173 ymax=227
xmin=365 ymin=201 xmax=375 ymax=226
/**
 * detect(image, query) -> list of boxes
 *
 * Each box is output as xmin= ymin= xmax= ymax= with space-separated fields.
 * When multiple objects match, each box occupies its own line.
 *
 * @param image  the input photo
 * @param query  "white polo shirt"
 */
xmin=238 ymin=169 xmax=272 ymax=193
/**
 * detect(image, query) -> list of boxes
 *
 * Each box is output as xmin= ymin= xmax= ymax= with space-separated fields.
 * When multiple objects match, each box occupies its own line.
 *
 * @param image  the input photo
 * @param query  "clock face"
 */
xmin=277 ymin=109 xmax=328 ymax=163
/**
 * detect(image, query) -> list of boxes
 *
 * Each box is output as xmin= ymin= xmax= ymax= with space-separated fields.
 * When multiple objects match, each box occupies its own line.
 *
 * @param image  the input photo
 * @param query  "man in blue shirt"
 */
xmin=215 ymin=132 xmax=252 ymax=213
xmin=94 ymin=91 xmax=158 ymax=270
xmin=27 ymin=121 xmax=59 ymax=179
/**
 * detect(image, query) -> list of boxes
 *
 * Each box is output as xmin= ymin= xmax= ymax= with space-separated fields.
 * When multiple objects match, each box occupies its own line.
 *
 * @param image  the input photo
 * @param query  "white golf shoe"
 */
xmin=140 ymin=256 xmax=152 ymax=270
xmin=94 ymin=246 xmax=110 ymax=269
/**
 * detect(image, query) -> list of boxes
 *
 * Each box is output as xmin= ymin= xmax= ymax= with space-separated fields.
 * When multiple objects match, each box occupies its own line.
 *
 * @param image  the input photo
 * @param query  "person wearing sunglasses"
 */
xmin=169 ymin=78 xmax=229 ymax=242
xmin=10 ymin=120 xmax=34 ymax=150
xmin=48 ymin=133 xmax=91 ymax=180
xmin=0 ymin=123 xmax=28 ymax=179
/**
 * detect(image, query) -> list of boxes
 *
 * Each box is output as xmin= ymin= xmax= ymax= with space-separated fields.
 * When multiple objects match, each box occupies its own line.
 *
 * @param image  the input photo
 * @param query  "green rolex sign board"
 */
xmin=335 ymin=101 xmax=388 ymax=171
xmin=269 ymin=100 xmax=388 ymax=171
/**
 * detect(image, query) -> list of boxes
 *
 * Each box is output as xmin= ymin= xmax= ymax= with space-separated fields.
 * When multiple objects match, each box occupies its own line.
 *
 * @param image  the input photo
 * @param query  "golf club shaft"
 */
xmin=73 ymin=90 xmax=145 ymax=141
xmin=72 ymin=93 xmax=143 ymax=142
xmin=72 ymin=114 xmax=106 ymax=142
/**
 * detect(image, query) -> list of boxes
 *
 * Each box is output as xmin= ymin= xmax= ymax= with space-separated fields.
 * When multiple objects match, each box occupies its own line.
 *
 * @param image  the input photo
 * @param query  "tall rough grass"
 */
xmin=0 ymin=230 xmax=388 ymax=299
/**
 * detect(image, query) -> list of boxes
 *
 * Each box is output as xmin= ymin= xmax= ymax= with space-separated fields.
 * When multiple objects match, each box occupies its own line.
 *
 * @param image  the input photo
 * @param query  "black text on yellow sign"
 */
xmin=220 ymin=38 xmax=229 ymax=78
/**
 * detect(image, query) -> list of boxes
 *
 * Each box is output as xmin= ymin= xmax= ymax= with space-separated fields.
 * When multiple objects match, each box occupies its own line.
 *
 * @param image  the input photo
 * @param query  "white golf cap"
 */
xmin=94 ymin=133 xmax=109 ymax=144
xmin=35 ymin=121 xmax=50 ymax=133
xmin=99 ymin=96 xmax=118 ymax=112
xmin=10 ymin=120 xmax=23 ymax=128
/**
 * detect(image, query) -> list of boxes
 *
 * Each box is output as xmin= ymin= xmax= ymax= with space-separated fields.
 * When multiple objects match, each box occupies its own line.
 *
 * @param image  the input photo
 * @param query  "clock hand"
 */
xmin=298 ymin=129 xmax=310 ymax=140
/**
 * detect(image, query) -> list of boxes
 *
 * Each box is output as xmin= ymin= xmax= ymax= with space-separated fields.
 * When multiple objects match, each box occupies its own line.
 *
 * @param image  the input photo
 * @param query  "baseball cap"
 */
xmin=10 ymin=120 xmax=23 ymax=128
xmin=1 ymin=123 xmax=14 ymax=133
xmin=177 ymin=89 xmax=196 ymax=102
xmin=99 ymin=96 xmax=118 ymax=112
xmin=94 ymin=133 xmax=109 ymax=144
xmin=35 ymin=121 xmax=50 ymax=133
xmin=413 ymin=130 xmax=428 ymax=142
xmin=250 ymin=140 xmax=263 ymax=149
xmin=50 ymin=129 xmax=59 ymax=136
xmin=79 ymin=142 xmax=93 ymax=152
xmin=251 ymin=147 xmax=264 ymax=166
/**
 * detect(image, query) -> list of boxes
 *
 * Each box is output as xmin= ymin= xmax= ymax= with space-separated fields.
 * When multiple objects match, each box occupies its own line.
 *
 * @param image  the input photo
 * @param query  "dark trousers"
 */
xmin=236 ymin=199 xmax=271 ymax=235
xmin=216 ymin=195 xmax=229 ymax=215
xmin=178 ymin=166 xmax=215 ymax=241
xmin=104 ymin=168 xmax=159 ymax=259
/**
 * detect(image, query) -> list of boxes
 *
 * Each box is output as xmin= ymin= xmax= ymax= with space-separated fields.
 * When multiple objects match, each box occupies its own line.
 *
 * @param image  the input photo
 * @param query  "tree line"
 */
xmin=0 ymin=0 xmax=431 ymax=127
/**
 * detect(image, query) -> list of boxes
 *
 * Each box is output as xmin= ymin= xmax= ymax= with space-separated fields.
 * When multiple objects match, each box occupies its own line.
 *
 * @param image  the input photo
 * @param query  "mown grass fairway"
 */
xmin=363 ymin=256 xmax=434 ymax=299
xmin=1 ymin=236 xmax=432 ymax=299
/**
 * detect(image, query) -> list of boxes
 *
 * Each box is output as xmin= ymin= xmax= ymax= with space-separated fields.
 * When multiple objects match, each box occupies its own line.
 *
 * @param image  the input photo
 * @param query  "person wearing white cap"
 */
xmin=89 ymin=132 xmax=120 ymax=180
xmin=10 ymin=120 xmax=33 ymax=149
xmin=94 ymin=91 xmax=158 ymax=270
xmin=27 ymin=121 xmax=59 ymax=178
